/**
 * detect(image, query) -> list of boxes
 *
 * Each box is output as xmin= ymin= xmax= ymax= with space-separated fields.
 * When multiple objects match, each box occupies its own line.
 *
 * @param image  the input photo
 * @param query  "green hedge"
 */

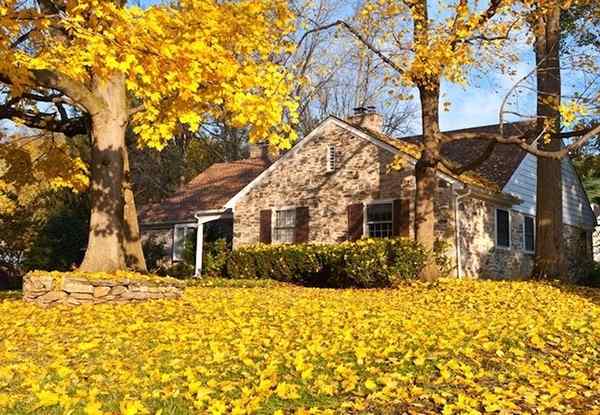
xmin=225 ymin=238 xmax=436 ymax=288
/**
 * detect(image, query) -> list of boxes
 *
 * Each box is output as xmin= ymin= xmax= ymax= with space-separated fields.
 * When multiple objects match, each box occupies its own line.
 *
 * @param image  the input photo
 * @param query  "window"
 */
xmin=274 ymin=208 xmax=296 ymax=243
xmin=326 ymin=144 xmax=336 ymax=172
xmin=366 ymin=203 xmax=393 ymax=238
xmin=495 ymin=208 xmax=510 ymax=248
xmin=173 ymin=224 xmax=197 ymax=261
xmin=523 ymin=215 xmax=535 ymax=253
xmin=581 ymin=229 xmax=591 ymax=257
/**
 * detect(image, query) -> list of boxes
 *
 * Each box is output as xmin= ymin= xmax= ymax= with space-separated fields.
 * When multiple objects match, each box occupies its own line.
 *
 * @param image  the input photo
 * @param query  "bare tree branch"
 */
xmin=297 ymin=20 xmax=405 ymax=75
xmin=0 ymin=104 xmax=88 ymax=137
xmin=439 ymin=140 xmax=497 ymax=176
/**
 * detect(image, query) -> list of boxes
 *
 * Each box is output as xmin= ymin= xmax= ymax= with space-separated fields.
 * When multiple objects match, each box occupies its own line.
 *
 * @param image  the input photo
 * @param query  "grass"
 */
xmin=0 ymin=278 xmax=598 ymax=414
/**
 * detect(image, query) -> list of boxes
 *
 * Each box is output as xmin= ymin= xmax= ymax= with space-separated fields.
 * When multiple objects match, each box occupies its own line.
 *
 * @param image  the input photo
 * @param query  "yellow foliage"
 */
xmin=0 ymin=0 xmax=298 ymax=149
xmin=0 ymin=279 xmax=599 ymax=413
xmin=0 ymin=135 xmax=89 ymax=214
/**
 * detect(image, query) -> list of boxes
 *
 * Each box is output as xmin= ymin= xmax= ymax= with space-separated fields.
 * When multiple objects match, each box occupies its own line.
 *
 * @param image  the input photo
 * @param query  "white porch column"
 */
xmin=194 ymin=222 xmax=204 ymax=277
xmin=193 ymin=209 xmax=234 ymax=278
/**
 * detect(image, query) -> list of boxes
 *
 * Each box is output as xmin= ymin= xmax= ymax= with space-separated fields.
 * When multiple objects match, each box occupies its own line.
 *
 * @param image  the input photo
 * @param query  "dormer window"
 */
xmin=326 ymin=144 xmax=336 ymax=172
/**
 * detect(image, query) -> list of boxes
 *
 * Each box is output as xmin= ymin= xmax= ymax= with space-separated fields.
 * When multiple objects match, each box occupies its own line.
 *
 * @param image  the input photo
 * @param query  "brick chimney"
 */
xmin=249 ymin=141 xmax=270 ymax=160
xmin=346 ymin=106 xmax=384 ymax=133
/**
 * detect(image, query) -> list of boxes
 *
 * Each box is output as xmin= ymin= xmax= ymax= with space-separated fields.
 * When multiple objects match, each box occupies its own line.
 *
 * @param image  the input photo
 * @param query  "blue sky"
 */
xmin=133 ymin=0 xmax=539 ymax=132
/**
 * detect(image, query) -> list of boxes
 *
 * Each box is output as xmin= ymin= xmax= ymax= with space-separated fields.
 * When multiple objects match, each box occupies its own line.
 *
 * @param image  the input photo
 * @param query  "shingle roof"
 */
xmin=139 ymin=158 xmax=270 ymax=224
xmin=437 ymin=122 xmax=535 ymax=189
xmin=343 ymin=117 xmax=534 ymax=190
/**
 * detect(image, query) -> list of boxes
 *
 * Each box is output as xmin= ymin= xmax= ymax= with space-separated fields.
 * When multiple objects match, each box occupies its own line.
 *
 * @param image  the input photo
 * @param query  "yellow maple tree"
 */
xmin=0 ymin=0 xmax=298 ymax=272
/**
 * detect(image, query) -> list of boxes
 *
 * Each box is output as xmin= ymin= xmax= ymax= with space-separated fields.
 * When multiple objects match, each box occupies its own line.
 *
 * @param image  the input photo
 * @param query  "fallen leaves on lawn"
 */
xmin=0 ymin=279 xmax=598 ymax=414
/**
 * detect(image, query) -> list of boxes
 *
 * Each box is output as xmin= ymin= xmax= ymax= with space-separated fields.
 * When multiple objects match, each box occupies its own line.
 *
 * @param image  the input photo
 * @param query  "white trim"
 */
xmin=224 ymin=116 xmax=460 ymax=211
xmin=224 ymin=118 xmax=335 ymax=210
xmin=522 ymin=214 xmax=535 ymax=254
xmin=194 ymin=223 xmax=204 ymax=277
xmin=195 ymin=209 xmax=232 ymax=217
xmin=494 ymin=208 xmax=511 ymax=249
xmin=363 ymin=200 xmax=394 ymax=238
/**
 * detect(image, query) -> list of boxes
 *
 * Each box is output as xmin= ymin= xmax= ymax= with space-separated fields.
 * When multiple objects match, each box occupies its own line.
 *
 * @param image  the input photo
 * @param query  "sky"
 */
xmin=132 ymin=0 xmax=541 ymax=133
xmin=3 ymin=1 xmax=592 ymax=139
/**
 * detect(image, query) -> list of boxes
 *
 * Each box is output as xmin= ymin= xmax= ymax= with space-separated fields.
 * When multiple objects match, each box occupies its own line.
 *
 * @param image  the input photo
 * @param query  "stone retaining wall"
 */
xmin=23 ymin=274 xmax=185 ymax=307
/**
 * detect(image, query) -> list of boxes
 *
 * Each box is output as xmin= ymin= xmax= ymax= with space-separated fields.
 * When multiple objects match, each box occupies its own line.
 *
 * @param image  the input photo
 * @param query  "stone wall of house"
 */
xmin=458 ymin=198 xmax=534 ymax=279
xmin=233 ymin=123 xmax=455 ymax=252
xmin=563 ymin=223 xmax=594 ymax=281
xmin=458 ymin=197 xmax=593 ymax=280
xmin=142 ymin=227 xmax=173 ymax=251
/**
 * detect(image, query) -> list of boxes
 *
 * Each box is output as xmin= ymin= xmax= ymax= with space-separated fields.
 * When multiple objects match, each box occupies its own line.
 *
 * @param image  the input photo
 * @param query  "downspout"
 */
xmin=193 ymin=212 xmax=204 ymax=278
xmin=454 ymin=187 xmax=471 ymax=279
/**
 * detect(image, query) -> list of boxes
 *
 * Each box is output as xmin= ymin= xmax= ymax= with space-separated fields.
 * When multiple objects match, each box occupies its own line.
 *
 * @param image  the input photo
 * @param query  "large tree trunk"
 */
xmin=414 ymin=84 xmax=442 ymax=280
xmin=122 ymin=146 xmax=148 ymax=272
xmin=532 ymin=4 xmax=566 ymax=279
xmin=79 ymin=74 xmax=129 ymax=273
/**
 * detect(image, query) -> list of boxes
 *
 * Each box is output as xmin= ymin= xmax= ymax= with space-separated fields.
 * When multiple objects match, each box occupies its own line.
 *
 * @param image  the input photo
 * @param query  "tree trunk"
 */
xmin=79 ymin=74 xmax=129 ymax=273
xmin=414 ymin=84 xmax=442 ymax=280
xmin=532 ymin=5 xmax=566 ymax=279
xmin=122 ymin=146 xmax=148 ymax=272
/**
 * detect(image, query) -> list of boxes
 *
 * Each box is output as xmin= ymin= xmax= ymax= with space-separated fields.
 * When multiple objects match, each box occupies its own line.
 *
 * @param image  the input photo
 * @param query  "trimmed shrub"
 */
xmin=225 ymin=238 xmax=433 ymax=288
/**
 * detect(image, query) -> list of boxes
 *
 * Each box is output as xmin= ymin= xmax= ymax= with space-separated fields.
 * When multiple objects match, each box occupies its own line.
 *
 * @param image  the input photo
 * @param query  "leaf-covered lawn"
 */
xmin=0 ymin=279 xmax=599 ymax=414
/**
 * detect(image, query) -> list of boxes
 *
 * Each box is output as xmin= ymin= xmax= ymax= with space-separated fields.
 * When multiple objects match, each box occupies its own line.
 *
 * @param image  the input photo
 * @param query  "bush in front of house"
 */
xmin=202 ymin=239 xmax=231 ymax=277
xmin=225 ymin=238 xmax=434 ymax=288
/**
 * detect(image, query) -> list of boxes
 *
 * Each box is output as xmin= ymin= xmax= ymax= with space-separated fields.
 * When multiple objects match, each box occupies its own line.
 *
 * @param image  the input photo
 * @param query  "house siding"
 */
xmin=503 ymin=154 xmax=596 ymax=229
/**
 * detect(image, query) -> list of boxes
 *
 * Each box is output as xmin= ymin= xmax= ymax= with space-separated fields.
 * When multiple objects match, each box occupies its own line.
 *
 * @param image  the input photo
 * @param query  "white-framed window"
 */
xmin=365 ymin=202 xmax=394 ymax=238
xmin=495 ymin=208 xmax=511 ymax=249
xmin=523 ymin=215 xmax=535 ymax=253
xmin=273 ymin=208 xmax=296 ymax=243
xmin=326 ymin=144 xmax=336 ymax=172
xmin=173 ymin=224 xmax=197 ymax=262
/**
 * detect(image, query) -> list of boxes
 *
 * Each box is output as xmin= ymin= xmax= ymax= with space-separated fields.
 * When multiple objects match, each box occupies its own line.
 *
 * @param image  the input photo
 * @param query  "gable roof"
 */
xmin=226 ymin=116 xmax=505 ymax=210
xmin=139 ymin=158 xmax=270 ymax=224
xmin=399 ymin=121 xmax=535 ymax=189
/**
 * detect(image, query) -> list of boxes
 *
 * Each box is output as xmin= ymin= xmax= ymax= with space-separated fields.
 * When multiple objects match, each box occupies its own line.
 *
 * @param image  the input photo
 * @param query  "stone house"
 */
xmin=139 ymin=110 xmax=596 ymax=278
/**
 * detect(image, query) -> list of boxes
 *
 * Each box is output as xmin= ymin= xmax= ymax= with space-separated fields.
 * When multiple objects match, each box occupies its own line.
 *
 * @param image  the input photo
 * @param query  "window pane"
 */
xmin=496 ymin=209 xmax=510 ymax=247
xmin=367 ymin=203 xmax=393 ymax=239
xmin=367 ymin=203 xmax=393 ymax=223
xmin=173 ymin=227 xmax=186 ymax=261
xmin=274 ymin=228 xmax=294 ymax=244
xmin=368 ymin=222 xmax=393 ymax=238
xmin=276 ymin=209 xmax=295 ymax=227
xmin=274 ymin=209 xmax=296 ymax=243
xmin=524 ymin=216 xmax=534 ymax=252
